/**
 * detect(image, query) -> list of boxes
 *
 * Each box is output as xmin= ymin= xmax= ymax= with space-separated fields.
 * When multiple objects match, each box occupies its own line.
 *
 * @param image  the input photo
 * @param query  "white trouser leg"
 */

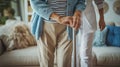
xmin=80 ymin=13 xmax=96 ymax=67
xmin=80 ymin=32 xmax=94 ymax=67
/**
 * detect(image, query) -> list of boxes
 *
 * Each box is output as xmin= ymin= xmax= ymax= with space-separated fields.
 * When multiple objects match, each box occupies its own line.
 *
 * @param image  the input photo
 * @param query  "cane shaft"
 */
xmin=73 ymin=29 xmax=76 ymax=67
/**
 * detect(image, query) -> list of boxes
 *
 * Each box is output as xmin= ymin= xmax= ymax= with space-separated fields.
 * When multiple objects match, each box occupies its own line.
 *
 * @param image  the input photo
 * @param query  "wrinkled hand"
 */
xmin=57 ymin=16 xmax=73 ymax=26
xmin=50 ymin=11 xmax=82 ymax=30
xmin=58 ymin=10 xmax=82 ymax=30
xmin=99 ymin=18 xmax=106 ymax=31
xmin=50 ymin=13 xmax=73 ymax=27
xmin=72 ymin=10 xmax=81 ymax=30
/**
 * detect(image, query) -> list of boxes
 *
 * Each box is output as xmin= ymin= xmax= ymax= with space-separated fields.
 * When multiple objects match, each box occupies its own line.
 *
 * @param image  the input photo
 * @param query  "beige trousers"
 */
xmin=37 ymin=22 xmax=73 ymax=67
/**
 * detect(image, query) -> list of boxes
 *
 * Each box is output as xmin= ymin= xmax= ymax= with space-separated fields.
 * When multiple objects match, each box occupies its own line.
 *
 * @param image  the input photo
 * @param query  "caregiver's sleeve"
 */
xmin=30 ymin=0 xmax=54 ymax=20
xmin=94 ymin=0 xmax=104 ymax=9
xmin=76 ymin=0 xmax=86 ymax=11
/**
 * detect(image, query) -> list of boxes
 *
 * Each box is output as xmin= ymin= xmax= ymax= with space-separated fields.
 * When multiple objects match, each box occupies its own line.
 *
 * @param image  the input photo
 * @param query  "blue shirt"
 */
xmin=30 ymin=0 xmax=86 ymax=40
xmin=47 ymin=0 xmax=67 ymax=16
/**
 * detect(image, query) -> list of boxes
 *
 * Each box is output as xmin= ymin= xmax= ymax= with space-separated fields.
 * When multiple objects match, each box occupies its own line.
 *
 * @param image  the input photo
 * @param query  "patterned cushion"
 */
xmin=93 ymin=27 xmax=108 ymax=47
xmin=0 ymin=20 xmax=37 ymax=51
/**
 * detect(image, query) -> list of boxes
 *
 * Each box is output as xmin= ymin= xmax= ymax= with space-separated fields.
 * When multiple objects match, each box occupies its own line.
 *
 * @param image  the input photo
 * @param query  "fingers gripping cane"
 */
xmin=73 ymin=28 xmax=76 ymax=67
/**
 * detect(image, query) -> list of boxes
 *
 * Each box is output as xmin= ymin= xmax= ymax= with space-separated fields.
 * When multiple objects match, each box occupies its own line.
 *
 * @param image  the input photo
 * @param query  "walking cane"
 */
xmin=73 ymin=28 xmax=76 ymax=67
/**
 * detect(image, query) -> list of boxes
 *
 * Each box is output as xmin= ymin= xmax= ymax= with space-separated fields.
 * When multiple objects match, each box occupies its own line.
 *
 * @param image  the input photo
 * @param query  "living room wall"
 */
xmin=95 ymin=0 xmax=120 ymax=25
xmin=104 ymin=0 xmax=120 ymax=23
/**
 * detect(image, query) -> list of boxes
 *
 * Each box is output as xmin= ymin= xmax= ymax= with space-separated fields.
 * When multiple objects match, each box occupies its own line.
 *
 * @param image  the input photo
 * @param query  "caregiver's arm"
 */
xmin=95 ymin=0 xmax=106 ymax=31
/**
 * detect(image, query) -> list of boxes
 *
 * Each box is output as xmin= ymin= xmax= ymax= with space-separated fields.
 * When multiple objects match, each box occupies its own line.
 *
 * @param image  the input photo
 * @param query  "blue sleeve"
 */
xmin=30 ymin=0 xmax=54 ymax=20
xmin=75 ymin=0 xmax=86 ymax=11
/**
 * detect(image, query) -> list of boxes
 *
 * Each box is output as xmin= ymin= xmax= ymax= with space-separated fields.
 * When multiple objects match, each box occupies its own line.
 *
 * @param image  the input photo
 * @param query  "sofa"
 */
xmin=0 ymin=21 xmax=120 ymax=67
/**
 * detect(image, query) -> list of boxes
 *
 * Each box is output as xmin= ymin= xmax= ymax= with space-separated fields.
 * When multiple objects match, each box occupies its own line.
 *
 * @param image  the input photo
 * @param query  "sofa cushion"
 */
xmin=0 ymin=46 xmax=39 ymax=66
xmin=93 ymin=47 xmax=120 ymax=66
xmin=93 ymin=27 xmax=108 ymax=47
xmin=6 ymin=24 xmax=37 ymax=51
xmin=114 ymin=26 xmax=120 ymax=46
xmin=0 ymin=20 xmax=37 ymax=51
xmin=106 ymin=26 xmax=120 ymax=47
xmin=106 ymin=26 xmax=114 ymax=46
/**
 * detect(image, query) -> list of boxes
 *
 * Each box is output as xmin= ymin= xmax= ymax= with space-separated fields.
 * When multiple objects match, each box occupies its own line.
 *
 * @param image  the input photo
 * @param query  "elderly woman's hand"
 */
xmin=72 ymin=10 xmax=82 ymax=30
xmin=50 ymin=11 xmax=82 ymax=30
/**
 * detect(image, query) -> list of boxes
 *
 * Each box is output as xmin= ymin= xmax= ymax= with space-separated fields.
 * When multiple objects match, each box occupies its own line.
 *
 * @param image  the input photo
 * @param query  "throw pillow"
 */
xmin=0 ymin=21 xmax=37 ymax=51
xmin=106 ymin=25 xmax=120 ymax=47
xmin=93 ymin=27 xmax=108 ymax=47
xmin=6 ymin=24 xmax=37 ymax=51
xmin=0 ymin=23 xmax=36 ymax=51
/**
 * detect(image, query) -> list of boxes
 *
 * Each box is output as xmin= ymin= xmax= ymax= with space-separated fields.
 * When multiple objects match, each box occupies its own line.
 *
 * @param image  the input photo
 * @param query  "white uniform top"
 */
xmin=84 ymin=0 xmax=104 ymax=31
xmin=94 ymin=0 xmax=104 ymax=9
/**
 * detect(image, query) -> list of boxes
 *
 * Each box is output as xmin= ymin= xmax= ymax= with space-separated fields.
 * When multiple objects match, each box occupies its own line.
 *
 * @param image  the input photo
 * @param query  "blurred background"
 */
xmin=0 ymin=0 xmax=120 ymax=25
xmin=0 ymin=0 xmax=32 ymax=24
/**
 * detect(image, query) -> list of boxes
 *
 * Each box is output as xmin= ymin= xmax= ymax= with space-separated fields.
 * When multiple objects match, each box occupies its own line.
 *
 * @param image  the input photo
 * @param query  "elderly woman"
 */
xmin=30 ymin=0 xmax=85 ymax=67
xmin=30 ymin=0 xmax=105 ymax=67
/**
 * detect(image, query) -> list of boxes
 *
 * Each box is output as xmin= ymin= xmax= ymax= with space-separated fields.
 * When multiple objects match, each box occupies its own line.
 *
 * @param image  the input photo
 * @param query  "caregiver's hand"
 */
xmin=99 ymin=17 xmax=106 ymax=31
